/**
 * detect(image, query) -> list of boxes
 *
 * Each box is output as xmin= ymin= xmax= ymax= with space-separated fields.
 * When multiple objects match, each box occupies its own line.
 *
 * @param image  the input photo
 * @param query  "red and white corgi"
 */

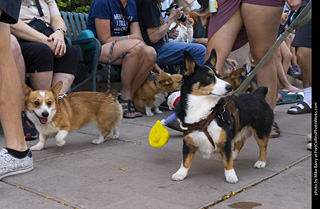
xmin=133 ymin=72 xmax=183 ymax=116
xmin=22 ymin=81 xmax=122 ymax=151
xmin=173 ymin=50 xmax=274 ymax=183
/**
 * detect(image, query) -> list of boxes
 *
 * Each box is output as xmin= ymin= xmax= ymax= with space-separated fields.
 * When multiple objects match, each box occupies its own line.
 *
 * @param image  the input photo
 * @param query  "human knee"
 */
xmin=187 ymin=44 xmax=206 ymax=65
xmin=34 ymin=43 xmax=54 ymax=60
xmin=144 ymin=46 xmax=156 ymax=63
xmin=10 ymin=35 xmax=22 ymax=57
xmin=129 ymin=40 xmax=144 ymax=58
xmin=296 ymin=47 xmax=311 ymax=61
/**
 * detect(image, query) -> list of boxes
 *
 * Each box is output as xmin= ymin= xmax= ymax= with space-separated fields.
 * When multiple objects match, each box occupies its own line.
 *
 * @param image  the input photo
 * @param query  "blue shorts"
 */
xmin=156 ymin=42 xmax=206 ymax=66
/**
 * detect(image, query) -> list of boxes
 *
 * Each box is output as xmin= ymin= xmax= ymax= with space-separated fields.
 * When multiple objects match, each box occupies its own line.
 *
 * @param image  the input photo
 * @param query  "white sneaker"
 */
xmin=306 ymin=143 xmax=312 ymax=150
xmin=0 ymin=148 xmax=33 ymax=179
xmin=306 ymin=133 xmax=312 ymax=142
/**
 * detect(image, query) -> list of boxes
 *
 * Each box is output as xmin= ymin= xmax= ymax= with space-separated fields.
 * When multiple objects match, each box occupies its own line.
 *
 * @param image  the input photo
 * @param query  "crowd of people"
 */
xmin=0 ymin=0 xmax=312 ymax=179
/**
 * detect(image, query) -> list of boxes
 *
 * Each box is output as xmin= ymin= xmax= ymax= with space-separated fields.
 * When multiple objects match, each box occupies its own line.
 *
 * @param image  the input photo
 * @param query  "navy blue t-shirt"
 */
xmin=87 ymin=0 xmax=138 ymax=37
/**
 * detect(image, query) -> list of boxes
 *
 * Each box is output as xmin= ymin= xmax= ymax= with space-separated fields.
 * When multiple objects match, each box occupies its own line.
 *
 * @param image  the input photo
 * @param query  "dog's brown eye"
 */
xmin=47 ymin=101 xmax=52 ymax=106
xmin=34 ymin=101 xmax=40 ymax=106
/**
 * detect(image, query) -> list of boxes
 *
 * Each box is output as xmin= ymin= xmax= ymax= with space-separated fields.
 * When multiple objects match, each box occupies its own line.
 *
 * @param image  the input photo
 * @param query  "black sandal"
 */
xmin=130 ymin=101 xmax=142 ymax=117
xmin=119 ymin=99 xmax=136 ymax=119
xmin=271 ymin=121 xmax=281 ymax=138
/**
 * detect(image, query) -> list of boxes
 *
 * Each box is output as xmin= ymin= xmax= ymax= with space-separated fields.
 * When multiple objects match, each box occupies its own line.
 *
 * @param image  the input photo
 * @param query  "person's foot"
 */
xmin=287 ymin=102 xmax=312 ymax=114
xmin=22 ymin=112 xmax=38 ymax=140
xmin=306 ymin=133 xmax=312 ymax=150
xmin=271 ymin=121 xmax=281 ymax=138
xmin=282 ymin=86 xmax=302 ymax=93
xmin=0 ymin=148 xmax=33 ymax=179
xmin=306 ymin=143 xmax=312 ymax=150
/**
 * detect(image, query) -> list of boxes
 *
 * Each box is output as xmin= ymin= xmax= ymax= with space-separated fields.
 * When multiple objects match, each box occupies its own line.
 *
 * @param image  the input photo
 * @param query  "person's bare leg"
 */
xmin=297 ymin=47 xmax=311 ymax=89
xmin=276 ymin=43 xmax=295 ymax=90
xmin=206 ymin=7 xmax=243 ymax=73
xmin=30 ymin=71 xmax=53 ymax=90
xmin=0 ymin=23 xmax=27 ymax=151
xmin=100 ymin=40 xmax=143 ymax=100
xmin=129 ymin=45 xmax=156 ymax=97
xmin=241 ymin=3 xmax=283 ymax=110
xmin=297 ymin=47 xmax=312 ymax=108
xmin=11 ymin=34 xmax=26 ymax=111
xmin=280 ymin=41 xmax=292 ymax=76
xmin=52 ymin=73 xmax=75 ymax=94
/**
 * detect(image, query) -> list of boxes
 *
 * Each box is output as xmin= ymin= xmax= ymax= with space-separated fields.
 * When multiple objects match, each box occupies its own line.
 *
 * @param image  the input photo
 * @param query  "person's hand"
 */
xmin=280 ymin=12 xmax=288 ymax=24
xmin=286 ymin=0 xmax=302 ymax=12
xmin=226 ymin=58 xmax=238 ymax=69
xmin=153 ymin=63 xmax=163 ymax=73
xmin=168 ymin=24 xmax=179 ymax=39
xmin=47 ymin=31 xmax=66 ymax=58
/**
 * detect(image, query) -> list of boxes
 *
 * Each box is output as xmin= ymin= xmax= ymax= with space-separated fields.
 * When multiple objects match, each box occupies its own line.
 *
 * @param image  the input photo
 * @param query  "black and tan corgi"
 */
xmin=172 ymin=49 xmax=274 ymax=183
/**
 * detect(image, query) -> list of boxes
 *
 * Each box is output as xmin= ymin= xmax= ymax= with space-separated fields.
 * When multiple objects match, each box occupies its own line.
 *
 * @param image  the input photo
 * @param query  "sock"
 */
xmin=7 ymin=148 xmax=30 ymax=158
xmin=303 ymin=87 xmax=312 ymax=108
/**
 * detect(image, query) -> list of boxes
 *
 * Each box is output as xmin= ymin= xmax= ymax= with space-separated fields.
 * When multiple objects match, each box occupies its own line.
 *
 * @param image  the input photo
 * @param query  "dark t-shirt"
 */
xmin=87 ymin=0 xmax=138 ymax=37
xmin=0 ymin=0 xmax=22 ymax=24
xmin=135 ymin=0 xmax=164 ymax=51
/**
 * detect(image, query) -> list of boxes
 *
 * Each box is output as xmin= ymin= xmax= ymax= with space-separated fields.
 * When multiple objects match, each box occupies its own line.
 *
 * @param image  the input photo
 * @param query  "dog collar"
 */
xmin=148 ymin=71 xmax=158 ymax=88
xmin=58 ymin=93 xmax=67 ymax=100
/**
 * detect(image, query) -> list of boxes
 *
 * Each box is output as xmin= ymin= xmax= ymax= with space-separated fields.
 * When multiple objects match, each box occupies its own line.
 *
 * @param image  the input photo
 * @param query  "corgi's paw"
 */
xmin=30 ymin=143 xmax=44 ymax=151
xmin=154 ymin=108 xmax=163 ymax=114
xmin=145 ymin=107 xmax=154 ymax=117
xmin=254 ymin=160 xmax=266 ymax=168
xmin=225 ymin=169 xmax=238 ymax=184
xmin=56 ymin=139 xmax=65 ymax=147
xmin=91 ymin=136 xmax=105 ymax=145
xmin=111 ymin=128 xmax=120 ymax=139
xmin=172 ymin=165 xmax=189 ymax=181
xmin=172 ymin=171 xmax=187 ymax=181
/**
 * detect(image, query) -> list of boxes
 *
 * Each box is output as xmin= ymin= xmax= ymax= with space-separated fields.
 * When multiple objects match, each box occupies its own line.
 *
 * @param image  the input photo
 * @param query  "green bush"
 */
xmin=56 ymin=0 xmax=93 ymax=13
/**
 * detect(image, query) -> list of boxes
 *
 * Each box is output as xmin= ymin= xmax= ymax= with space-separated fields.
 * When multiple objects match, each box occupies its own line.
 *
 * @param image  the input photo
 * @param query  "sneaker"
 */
xmin=306 ymin=143 xmax=312 ymax=150
xmin=0 ymin=148 xmax=33 ymax=179
xmin=165 ymin=119 xmax=183 ymax=132
xmin=22 ymin=112 xmax=38 ymax=140
xmin=306 ymin=133 xmax=312 ymax=142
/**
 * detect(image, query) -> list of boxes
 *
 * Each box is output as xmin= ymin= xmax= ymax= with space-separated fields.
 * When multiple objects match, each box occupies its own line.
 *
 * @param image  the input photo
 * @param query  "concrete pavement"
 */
xmin=0 ymin=102 xmax=312 ymax=209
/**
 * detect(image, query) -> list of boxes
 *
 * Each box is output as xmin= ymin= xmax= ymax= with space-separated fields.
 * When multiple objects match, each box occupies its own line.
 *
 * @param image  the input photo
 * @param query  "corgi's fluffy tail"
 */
xmin=253 ymin=86 xmax=268 ymax=98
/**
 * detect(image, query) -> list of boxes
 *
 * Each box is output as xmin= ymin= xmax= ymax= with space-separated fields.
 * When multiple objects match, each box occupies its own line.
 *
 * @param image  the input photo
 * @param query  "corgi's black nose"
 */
xmin=226 ymin=84 xmax=233 ymax=92
xmin=42 ymin=111 xmax=49 ymax=118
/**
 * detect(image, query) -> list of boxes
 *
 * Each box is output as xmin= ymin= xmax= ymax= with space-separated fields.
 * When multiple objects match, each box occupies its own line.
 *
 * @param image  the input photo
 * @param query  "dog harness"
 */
xmin=182 ymin=100 xmax=240 ymax=148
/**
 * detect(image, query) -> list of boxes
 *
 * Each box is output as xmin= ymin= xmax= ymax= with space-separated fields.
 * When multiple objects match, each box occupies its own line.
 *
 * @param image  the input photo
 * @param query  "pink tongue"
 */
xmin=39 ymin=118 xmax=48 ymax=124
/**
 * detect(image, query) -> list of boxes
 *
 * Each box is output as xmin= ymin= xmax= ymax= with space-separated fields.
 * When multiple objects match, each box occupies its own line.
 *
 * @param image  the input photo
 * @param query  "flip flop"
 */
xmin=287 ymin=102 xmax=312 ymax=114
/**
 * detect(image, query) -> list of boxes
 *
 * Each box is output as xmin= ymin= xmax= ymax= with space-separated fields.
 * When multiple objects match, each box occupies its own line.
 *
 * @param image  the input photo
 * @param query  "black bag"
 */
xmin=27 ymin=0 xmax=54 ymax=37
xmin=28 ymin=17 xmax=54 ymax=37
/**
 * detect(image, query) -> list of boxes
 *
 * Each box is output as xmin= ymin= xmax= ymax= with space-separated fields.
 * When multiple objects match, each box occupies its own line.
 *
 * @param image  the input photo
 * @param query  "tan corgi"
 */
xmin=22 ymin=81 xmax=122 ymax=151
xmin=133 ymin=72 xmax=183 ymax=116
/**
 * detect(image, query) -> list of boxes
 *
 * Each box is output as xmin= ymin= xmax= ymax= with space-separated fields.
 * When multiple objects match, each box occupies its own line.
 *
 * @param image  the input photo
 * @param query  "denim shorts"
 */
xmin=156 ymin=41 xmax=206 ymax=66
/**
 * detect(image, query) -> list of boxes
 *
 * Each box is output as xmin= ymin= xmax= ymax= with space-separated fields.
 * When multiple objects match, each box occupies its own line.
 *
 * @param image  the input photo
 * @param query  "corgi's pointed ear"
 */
xmin=21 ymin=82 xmax=32 ymax=96
xmin=50 ymin=81 xmax=63 ymax=97
xmin=231 ymin=67 xmax=244 ymax=78
xmin=183 ymin=51 xmax=197 ymax=76
xmin=204 ymin=48 xmax=217 ymax=67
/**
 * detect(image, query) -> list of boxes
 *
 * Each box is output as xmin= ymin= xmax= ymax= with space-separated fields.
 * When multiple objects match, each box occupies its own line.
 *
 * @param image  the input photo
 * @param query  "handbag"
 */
xmin=27 ymin=0 xmax=54 ymax=37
